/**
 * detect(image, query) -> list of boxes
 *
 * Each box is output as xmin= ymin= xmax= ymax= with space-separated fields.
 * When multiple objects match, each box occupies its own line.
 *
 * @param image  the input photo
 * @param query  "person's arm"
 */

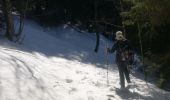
xmin=107 ymin=42 xmax=117 ymax=53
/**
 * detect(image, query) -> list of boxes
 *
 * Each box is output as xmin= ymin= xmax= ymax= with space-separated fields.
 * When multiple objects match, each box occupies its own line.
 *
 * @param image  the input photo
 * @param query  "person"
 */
xmin=107 ymin=31 xmax=133 ymax=89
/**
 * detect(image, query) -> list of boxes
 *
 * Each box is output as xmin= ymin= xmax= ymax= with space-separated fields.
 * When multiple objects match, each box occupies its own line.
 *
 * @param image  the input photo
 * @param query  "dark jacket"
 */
xmin=109 ymin=39 xmax=132 ymax=63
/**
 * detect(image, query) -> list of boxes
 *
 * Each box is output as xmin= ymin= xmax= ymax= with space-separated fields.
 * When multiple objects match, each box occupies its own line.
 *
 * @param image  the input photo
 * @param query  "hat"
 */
xmin=115 ymin=31 xmax=124 ymax=40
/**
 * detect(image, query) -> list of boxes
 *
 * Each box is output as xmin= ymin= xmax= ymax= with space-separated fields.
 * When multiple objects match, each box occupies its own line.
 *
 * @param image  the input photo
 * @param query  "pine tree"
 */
xmin=122 ymin=0 xmax=170 ymax=89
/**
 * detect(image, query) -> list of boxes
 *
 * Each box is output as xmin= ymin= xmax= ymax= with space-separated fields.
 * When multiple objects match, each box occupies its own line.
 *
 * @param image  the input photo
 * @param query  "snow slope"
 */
xmin=0 ymin=19 xmax=169 ymax=100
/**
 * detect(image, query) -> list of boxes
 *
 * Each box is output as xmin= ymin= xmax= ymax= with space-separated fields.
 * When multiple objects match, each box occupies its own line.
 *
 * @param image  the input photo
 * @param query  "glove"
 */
xmin=106 ymin=48 xmax=110 ymax=53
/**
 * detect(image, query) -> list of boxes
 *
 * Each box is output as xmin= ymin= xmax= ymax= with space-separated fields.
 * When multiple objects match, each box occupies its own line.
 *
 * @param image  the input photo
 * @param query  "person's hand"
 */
xmin=106 ymin=48 xmax=110 ymax=53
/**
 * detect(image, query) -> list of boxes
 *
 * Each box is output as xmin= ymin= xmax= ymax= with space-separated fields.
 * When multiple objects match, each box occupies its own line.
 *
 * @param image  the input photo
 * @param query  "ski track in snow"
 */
xmin=0 ymin=19 xmax=169 ymax=100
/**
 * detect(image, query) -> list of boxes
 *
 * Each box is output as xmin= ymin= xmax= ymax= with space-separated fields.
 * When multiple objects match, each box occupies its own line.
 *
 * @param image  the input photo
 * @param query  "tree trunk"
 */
xmin=94 ymin=0 xmax=100 ymax=53
xmin=137 ymin=21 xmax=147 ymax=81
xmin=94 ymin=30 xmax=100 ymax=53
xmin=16 ymin=14 xmax=24 ymax=37
xmin=1 ymin=0 xmax=14 ymax=41
xmin=119 ymin=0 xmax=126 ymax=36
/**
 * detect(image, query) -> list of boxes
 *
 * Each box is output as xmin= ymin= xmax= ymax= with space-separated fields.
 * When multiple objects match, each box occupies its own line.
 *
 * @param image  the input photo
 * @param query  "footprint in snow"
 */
xmin=53 ymin=81 xmax=60 ymax=87
xmin=107 ymin=97 xmax=112 ymax=100
xmin=76 ymin=70 xmax=88 ymax=75
xmin=69 ymin=87 xmax=77 ymax=94
xmin=109 ymin=87 xmax=116 ymax=91
xmin=81 ymin=76 xmax=88 ymax=81
xmin=65 ymin=79 xmax=73 ymax=83
xmin=88 ymin=96 xmax=94 ymax=100
xmin=92 ymin=81 xmax=106 ymax=88
xmin=107 ymin=94 xmax=115 ymax=98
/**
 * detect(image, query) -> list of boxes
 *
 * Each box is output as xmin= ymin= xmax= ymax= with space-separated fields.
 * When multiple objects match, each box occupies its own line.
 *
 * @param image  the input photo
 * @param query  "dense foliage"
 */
xmin=122 ymin=0 xmax=170 ymax=89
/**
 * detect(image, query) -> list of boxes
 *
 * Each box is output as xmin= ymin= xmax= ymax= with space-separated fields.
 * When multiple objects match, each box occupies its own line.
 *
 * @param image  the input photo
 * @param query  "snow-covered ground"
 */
xmin=0 ymin=19 xmax=169 ymax=100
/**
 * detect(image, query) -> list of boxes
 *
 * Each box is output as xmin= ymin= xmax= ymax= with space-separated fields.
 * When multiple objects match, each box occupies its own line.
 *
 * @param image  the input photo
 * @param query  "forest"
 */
xmin=0 ymin=0 xmax=170 ymax=90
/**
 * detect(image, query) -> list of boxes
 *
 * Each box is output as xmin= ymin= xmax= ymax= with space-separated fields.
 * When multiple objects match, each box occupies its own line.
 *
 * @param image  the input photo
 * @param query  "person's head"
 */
xmin=115 ymin=31 xmax=125 ymax=41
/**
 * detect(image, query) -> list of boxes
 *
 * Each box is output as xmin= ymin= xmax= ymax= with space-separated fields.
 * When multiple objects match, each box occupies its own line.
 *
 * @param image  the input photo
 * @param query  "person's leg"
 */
xmin=117 ymin=63 xmax=125 ymax=88
xmin=122 ymin=62 xmax=131 ymax=83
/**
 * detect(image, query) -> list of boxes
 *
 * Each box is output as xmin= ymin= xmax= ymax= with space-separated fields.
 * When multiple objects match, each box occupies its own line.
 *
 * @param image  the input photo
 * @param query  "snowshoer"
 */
xmin=107 ymin=31 xmax=133 ymax=89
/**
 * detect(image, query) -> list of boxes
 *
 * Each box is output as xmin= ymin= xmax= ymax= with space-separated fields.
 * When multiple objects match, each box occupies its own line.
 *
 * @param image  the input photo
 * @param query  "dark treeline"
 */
xmin=24 ymin=0 xmax=123 ymax=35
xmin=0 ymin=0 xmax=170 ymax=90
xmin=123 ymin=0 xmax=170 ymax=90
xmin=32 ymin=0 xmax=121 ymax=25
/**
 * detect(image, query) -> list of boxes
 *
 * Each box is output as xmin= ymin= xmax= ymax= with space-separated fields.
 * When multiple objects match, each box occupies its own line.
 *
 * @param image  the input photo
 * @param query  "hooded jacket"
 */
xmin=109 ymin=39 xmax=133 ymax=63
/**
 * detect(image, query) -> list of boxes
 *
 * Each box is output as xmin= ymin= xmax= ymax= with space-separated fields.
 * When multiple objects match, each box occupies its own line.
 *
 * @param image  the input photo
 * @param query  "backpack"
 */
xmin=118 ymin=42 xmax=134 ymax=65
xmin=126 ymin=49 xmax=134 ymax=65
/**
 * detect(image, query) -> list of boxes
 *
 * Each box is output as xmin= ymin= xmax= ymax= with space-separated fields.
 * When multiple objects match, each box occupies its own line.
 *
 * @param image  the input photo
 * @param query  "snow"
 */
xmin=0 ymin=19 xmax=169 ymax=100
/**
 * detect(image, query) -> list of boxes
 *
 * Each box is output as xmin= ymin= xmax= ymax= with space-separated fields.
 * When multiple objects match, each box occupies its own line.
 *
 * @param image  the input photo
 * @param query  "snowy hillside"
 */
xmin=0 ymin=19 xmax=169 ymax=100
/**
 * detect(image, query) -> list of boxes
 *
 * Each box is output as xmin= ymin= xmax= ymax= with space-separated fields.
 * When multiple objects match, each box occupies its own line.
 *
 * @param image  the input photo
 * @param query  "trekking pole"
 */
xmin=106 ymin=40 xmax=109 ymax=86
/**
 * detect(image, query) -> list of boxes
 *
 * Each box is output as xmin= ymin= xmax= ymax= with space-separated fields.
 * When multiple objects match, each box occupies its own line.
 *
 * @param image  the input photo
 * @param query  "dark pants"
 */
xmin=117 ymin=61 xmax=130 ymax=88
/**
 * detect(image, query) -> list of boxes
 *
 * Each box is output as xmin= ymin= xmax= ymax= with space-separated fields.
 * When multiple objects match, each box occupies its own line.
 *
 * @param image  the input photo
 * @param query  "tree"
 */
xmin=122 ymin=0 xmax=170 ymax=89
xmin=1 ymin=0 xmax=15 ymax=40
xmin=12 ymin=0 xmax=29 ymax=38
